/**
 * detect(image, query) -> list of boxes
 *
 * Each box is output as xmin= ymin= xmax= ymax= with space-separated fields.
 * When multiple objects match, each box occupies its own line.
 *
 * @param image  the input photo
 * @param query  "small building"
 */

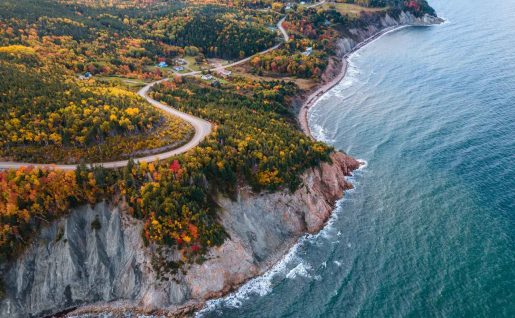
xmin=158 ymin=61 xmax=168 ymax=68
xmin=79 ymin=72 xmax=92 ymax=80
xmin=201 ymin=74 xmax=213 ymax=81
xmin=218 ymin=69 xmax=232 ymax=77
xmin=174 ymin=66 xmax=184 ymax=72
xmin=302 ymin=47 xmax=313 ymax=56
xmin=174 ymin=58 xmax=187 ymax=65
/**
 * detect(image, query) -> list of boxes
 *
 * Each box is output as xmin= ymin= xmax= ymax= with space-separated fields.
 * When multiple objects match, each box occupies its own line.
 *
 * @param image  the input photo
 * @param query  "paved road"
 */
xmin=176 ymin=17 xmax=288 ymax=75
xmin=0 ymin=8 xmax=305 ymax=170
xmin=0 ymin=81 xmax=212 ymax=171
xmin=308 ymin=0 xmax=326 ymax=8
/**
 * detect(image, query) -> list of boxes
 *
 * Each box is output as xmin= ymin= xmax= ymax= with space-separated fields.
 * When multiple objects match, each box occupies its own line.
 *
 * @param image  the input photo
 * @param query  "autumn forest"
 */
xmin=0 ymin=0 xmax=437 ymax=285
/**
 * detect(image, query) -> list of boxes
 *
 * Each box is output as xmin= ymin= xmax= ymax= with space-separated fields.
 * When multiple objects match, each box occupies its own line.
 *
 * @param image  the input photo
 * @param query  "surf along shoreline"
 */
xmin=27 ymin=14 xmax=444 ymax=318
xmin=299 ymin=23 xmax=441 ymax=137
xmin=197 ymin=14 xmax=446 ymax=317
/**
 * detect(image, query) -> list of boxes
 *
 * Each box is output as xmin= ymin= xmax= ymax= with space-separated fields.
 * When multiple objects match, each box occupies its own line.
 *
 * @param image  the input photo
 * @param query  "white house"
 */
xmin=174 ymin=66 xmax=184 ymax=72
xmin=201 ymin=74 xmax=213 ymax=80
xmin=79 ymin=72 xmax=92 ymax=80
xmin=218 ymin=69 xmax=232 ymax=77
xmin=302 ymin=47 xmax=313 ymax=56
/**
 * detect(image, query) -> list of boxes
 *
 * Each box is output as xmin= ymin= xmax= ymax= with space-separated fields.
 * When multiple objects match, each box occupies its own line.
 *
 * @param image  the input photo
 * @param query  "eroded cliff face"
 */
xmin=335 ymin=12 xmax=444 ymax=57
xmin=0 ymin=152 xmax=359 ymax=318
xmin=298 ymin=11 xmax=444 ymax=128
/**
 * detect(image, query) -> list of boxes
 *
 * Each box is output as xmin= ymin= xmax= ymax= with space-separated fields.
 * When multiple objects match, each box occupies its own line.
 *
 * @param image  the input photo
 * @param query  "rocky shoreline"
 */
xmin=0 ymin=152 xmax=360 ymax=318
xmin=299 ymin=11 xmax=444 ymax=137
xmin=0 ymin=11 xmax=443 ymax=318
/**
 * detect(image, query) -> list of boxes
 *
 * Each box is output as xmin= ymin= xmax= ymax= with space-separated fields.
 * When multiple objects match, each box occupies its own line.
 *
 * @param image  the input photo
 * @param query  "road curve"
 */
xmin=0 ymin=11 xmax=299 ymax=170
xmin=0 ymin=81 xmax=212 ymax=171
xmin=190 ymin=17 xmax=288 ymax=74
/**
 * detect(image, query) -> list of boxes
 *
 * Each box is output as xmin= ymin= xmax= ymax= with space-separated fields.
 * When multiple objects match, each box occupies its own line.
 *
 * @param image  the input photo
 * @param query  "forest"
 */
xmin=0 ymin=46 xmax=193 ymax=163
xmin=246 ymin=7 xmax=340 ymax=78
xmin=0 ymin=0 xmax=279 ymax=77
xmin=0 ymin=76 xmax=332 ymax=277
xmin=0 ymin=0 xmax=438 ymax=277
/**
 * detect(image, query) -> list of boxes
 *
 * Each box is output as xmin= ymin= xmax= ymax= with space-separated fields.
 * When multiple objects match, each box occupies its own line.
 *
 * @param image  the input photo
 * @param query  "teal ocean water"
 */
xmin=199 ymin=0 xmax=515 ymax=317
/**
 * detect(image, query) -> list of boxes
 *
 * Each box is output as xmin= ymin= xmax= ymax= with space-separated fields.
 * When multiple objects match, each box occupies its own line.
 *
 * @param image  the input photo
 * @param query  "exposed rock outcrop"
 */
xmin=335 ymin=12 xmax=444 ymax=57
xmin=0 ymin=152 xmax=359 ymax=318
xmin=296 ymin=11 xmax=443 ymax=135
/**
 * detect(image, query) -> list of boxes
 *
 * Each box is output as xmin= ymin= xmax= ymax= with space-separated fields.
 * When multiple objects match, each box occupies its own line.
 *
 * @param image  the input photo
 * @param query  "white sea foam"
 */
xmin=336 ymin=65 xmax=359 ymax=91
xmin=348 ymin=52 xmax=361 ymax=61
xmin=310 ymin=123 xmax=335 ymax=144
xmin=439 ymin=17 xmax=451 ymax=25
xmin=286 ymin=262 xmax=312 ymax=279
xmin=356 ymin=159 xmax=368 ymax=171
xmin=197 ymin=169 xmax=364 ymax=316
xmin=197 ymin=241 xmax=305 ymax=316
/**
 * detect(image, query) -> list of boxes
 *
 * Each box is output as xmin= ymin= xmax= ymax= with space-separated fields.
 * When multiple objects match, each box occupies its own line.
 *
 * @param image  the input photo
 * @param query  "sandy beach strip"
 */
xmin=299 ymin=25 xmax=409 ymax=137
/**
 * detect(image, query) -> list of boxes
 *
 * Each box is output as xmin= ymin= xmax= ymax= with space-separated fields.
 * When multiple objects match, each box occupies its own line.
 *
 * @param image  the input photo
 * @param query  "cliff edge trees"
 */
xmin=0 ymin=0 xmax=439 ymax=279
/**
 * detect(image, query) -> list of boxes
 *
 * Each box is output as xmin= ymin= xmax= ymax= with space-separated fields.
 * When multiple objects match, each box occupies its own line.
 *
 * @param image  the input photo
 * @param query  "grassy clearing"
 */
xmin=95 ymin=76 xmax=148 ymax=90
xmin=183 ymin=56 xmax=209 ymax=71
xmin=321 ymin=3 xmax=388 ymax=18
xmin=230 ymin=64 xmax=318 ymax=91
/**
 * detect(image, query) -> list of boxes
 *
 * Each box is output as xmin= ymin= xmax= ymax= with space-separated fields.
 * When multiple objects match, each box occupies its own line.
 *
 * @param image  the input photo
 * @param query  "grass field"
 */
xmin=321 ymin=3 xmax=388 ymax=18
xmin=230 ymin=64 xmax=318 ymax=91
xmin=95 ymin=76 xmax=148 ymax=90
xmin=183 ymin=56 xmax=210 ymax=71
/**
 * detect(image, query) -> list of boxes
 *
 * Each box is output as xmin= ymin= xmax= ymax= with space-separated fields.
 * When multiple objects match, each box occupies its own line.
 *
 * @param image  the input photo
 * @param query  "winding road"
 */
xmin=0 ymin=2 xmax=324 ymax=170
xmin=0 ymin=81 xmax=212 ymax=171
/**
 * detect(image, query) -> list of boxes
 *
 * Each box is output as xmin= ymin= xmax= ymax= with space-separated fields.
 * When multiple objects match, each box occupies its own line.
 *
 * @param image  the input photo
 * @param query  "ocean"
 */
xmin=198 ymin=0 xmax=515 ymax=317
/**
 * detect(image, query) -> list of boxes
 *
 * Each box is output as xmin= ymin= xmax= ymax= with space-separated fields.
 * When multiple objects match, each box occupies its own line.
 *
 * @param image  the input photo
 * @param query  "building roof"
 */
xmin=218 ymin=69 xmax=232 ymax=76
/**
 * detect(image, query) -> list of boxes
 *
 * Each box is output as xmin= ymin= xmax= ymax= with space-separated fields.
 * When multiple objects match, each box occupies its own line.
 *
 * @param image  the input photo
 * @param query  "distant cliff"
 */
xmin=335 ymin=11 xmax=444 ymax=57
xmin=0 ymin=9 xmax=443 ymax=318
xmin=0 ymin=152 xmax=359 ymax=317
xmin=301 ymin=10 xmax=444 ymax=135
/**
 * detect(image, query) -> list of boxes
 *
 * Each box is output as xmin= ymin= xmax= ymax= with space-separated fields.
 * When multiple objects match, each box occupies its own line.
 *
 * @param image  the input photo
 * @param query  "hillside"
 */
xmin=0 ymin=0 xmax=439 ymax=316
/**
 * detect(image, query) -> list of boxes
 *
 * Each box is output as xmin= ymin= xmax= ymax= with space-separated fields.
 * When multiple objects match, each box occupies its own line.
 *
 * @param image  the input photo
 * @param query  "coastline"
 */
xmin=196 ymin=13 xmax=445 ymax=317
xmin=299 ymin=24 xmax=411 ymax=137
xmin=0 ymin=11 xmax=446 ymax=318
xmin=192 ymin=25 xmax=410 ymax=318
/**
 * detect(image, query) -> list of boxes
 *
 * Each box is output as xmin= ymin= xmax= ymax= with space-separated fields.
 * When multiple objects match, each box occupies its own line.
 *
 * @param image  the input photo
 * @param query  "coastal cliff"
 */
xmin=335 ymin=11 xmax=444 ymax=57
xmin=0 ymin=152 xmax=359 ymax=317
xmin=0 ymin=8 xmax=442 ymax=318
xmin=299 ymin=10 xmax=444 ymax=136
